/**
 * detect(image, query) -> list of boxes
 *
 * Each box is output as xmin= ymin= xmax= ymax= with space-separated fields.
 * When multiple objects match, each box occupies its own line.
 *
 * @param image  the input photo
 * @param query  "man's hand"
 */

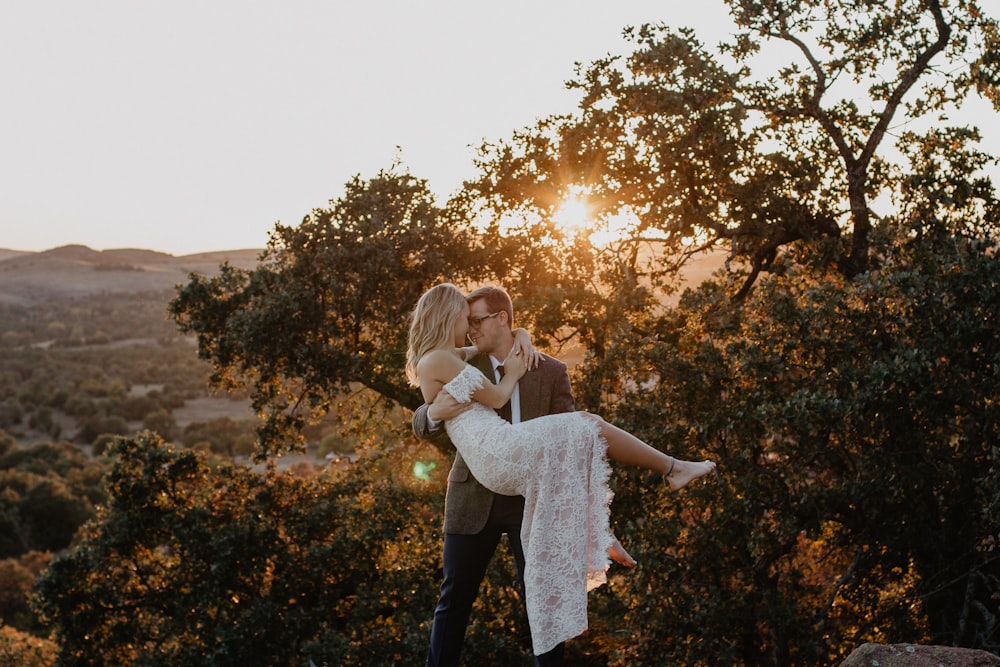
xmin=428 ymin=390 xmax=472 ymax=423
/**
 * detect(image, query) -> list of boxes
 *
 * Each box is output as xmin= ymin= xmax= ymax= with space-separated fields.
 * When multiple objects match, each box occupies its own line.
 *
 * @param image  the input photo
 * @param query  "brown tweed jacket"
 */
xmin=411 ymin=352 xmax=575 ymax=534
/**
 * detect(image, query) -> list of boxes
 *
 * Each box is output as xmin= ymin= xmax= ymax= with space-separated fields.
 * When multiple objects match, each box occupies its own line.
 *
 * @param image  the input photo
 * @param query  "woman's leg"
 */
xmin=586 ymin=414 xmax=716 ymax=490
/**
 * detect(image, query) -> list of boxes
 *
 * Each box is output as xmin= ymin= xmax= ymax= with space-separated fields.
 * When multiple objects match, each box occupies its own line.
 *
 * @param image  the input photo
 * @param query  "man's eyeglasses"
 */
xmin=468 ymin=312 xmax=500 ymax=328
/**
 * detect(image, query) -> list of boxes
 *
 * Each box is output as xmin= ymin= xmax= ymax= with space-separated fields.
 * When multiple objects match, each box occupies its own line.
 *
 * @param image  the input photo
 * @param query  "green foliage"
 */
xmin=0 ymin=625 xmax=57 ymax=667
xmin=90 ymin=433 xmax=121 ymax=458
xmin=0 ymin=433 xmax=13 ymax=457
xmin=584 ymin=220 xmax=1000 ymax=663
xmin=0 ymin=439 xmax=104 ymax=648
xmin=141 ymin=409 xmax=178 ymax=442
xmin=0 ymin=551 xmax=52 ymax=632
xmin=180 ymin=416 xmax=256 ymax=457
xmin=33 ymin=432 xmax=454 ymax=666
xmin=0 ymin=307 xmax=214 ymax=446
xmin=0 ymin=291 xmax=180 ymax=347
xmin=0 ymin=441 xmax=105 ymax=559
xmin=468 ymin=0 xmax=998 ymax=298
xmin=170 ymin=168 xmax=487 ymax=458
xmin=318 ymin=431 xmax=354 ymax=458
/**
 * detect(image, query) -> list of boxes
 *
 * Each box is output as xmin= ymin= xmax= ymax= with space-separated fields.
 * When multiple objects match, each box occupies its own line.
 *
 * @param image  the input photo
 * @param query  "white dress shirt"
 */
xmin=491 ymin=353 xmax=521 ymax=424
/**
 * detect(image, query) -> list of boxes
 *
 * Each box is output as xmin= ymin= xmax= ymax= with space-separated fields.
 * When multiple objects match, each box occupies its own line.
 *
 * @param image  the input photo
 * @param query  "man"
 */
xmin=412 ymin=285 xmax=575 ymax=667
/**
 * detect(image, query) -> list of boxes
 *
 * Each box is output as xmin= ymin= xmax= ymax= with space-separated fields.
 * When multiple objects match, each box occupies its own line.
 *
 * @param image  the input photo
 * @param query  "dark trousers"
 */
xmin=426 ymin=496 xmax=565 ymax=667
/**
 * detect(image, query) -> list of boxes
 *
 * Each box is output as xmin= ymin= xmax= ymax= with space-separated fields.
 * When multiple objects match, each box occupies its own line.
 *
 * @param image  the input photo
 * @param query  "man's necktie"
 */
xmin=496 ymin=365 xmax=512 ymax=423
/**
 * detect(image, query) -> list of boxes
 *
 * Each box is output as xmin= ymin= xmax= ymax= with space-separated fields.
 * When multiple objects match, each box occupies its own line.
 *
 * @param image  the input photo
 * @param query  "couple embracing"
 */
xmin=408 ymin=284 xmax=715 ymax=666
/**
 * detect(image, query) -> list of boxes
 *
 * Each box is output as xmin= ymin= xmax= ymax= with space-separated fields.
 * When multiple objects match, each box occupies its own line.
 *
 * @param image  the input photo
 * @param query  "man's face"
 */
xmin=466 ymin=298 xmax=507 ymax=355
xmin=452 ymin=302 xmax=470 ymax=348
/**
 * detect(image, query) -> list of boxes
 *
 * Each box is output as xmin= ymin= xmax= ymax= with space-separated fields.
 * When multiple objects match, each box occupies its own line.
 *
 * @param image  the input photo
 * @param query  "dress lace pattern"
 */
xmin=443 ymin=364 xmax=613 ymax=655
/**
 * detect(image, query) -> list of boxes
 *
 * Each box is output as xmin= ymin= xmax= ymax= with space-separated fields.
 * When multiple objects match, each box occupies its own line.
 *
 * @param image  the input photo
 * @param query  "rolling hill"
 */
xmin=0 ymin=245 xmax=263 ymax=304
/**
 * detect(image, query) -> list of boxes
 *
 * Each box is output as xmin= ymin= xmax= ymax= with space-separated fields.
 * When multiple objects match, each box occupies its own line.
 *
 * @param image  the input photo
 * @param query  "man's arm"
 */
xmin=412 ymin=391 xmax=473 ymax=443
xmin=411 ymin=403 xmax=441 ymax=441
xmin=549 ymin=363 xmax=575 ymax=414
xmin=412 ymin=403 xmax=457 ymax=459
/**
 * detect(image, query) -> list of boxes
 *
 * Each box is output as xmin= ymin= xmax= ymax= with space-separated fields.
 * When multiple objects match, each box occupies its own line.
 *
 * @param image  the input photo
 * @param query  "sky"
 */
xmin=2 ymin=1 xmax=997 ymax=256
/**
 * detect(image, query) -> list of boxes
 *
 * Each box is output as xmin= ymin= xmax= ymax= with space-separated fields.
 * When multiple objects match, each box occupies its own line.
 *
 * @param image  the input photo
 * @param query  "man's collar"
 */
xmin=490 ymin=345 xmax=515 ymax=370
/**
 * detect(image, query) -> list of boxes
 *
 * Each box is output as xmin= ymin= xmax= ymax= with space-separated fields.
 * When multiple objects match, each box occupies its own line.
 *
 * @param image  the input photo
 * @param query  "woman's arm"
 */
xmin=470 ymin=348 xmax=527 ymax=409
xmin=511 ymin=328 xmax=541 ymax=370
xmin=456 ymin=345 xmax=478 ymax=361
xmin=471 ymin=371 xmax=519 ymax=409
xmin=417 ymin=349 xmax=526 ymax=412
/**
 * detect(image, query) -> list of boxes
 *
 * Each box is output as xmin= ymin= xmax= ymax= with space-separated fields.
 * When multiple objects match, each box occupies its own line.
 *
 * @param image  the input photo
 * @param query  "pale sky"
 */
xmin=2 ymin=1 xmax=997 ymax=256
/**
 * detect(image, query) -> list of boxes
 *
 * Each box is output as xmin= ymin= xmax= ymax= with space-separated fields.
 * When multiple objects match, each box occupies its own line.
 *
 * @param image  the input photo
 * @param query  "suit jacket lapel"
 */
xmin=470 ymin=352 xmax=545 ymax=421
xmin=471 ymin=354 xmax=494 ymax=380
xmin=518 ymin=366 xmax=542 ymax=421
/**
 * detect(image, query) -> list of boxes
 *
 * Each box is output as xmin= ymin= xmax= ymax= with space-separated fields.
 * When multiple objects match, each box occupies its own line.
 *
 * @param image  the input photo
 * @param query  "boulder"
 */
xmin=841 ymin=643 xmax=1000 ymax=666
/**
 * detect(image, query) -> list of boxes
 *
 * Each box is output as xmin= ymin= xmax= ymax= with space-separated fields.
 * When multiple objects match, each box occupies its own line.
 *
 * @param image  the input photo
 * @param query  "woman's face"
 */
xmin=452 ymin=301 xmax=470 ymax=347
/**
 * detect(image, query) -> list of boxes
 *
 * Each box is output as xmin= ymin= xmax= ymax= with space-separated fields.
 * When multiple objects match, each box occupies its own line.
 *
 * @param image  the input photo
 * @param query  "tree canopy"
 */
xmin=34 ymin=433 xmax=450 ymax=666
xmin=466 ymin=0 xmax=999 ymax=298
xmin=170 ymin=168 xmax=486 ymax=456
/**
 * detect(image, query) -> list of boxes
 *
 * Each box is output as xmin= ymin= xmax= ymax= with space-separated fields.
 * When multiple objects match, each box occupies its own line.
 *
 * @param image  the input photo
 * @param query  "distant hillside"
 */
xmin=0 ymin=245 xmax=263 ymax=304
xmin=0 ymin=248 xmax=30 ymax=262
xmin=0 ymin=243 xmax=731 ymax=306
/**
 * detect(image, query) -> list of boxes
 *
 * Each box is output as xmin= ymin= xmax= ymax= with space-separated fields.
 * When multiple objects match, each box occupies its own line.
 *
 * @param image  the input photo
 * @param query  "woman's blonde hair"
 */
xmin=405 ymin=283 xmax=467 ymax=386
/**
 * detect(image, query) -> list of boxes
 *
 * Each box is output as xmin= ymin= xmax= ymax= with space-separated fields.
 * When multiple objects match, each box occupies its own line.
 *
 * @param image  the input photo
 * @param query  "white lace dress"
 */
xmin=442 ymin=364 xmax=614 ymax=655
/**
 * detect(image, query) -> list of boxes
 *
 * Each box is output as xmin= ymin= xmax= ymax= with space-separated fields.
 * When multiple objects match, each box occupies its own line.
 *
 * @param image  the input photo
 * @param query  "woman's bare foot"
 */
xmin=609 ymin=536 xmax=637 ymax=568
xmin=665 ymin=458 xmax=717 ymax=491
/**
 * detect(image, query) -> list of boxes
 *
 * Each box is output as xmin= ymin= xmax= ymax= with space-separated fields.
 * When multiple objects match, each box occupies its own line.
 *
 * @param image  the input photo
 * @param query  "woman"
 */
xmin=406 ymin=283 xmax=716 ymax=655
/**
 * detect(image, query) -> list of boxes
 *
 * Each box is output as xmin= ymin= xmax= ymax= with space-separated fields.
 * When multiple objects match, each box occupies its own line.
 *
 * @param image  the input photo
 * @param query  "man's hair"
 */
xmin=466 ymin=285 xmax=513 ymax=327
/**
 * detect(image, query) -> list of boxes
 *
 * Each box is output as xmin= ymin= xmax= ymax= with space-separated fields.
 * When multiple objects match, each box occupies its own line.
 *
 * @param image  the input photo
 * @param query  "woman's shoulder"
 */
xmin=418 ymin=348 xmax=461 ymax=365
xmin=416 ymin=349 xmax=465 ymax=378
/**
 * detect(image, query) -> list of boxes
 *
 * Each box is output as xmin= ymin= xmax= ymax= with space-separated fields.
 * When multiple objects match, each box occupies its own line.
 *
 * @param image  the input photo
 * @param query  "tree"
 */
xmin=180 ymin=417 xmax=256 ymax=457
xmin=467 ymin=0 xmax=999 ymax=300
xmin=34 ymin=432 xmax=478 ymax=666
xmin=0 ymin=551 xmax=52 ymax=631
xmin=142 ymin=409 xmax=178 ymax=442
xmin=579 ymin=128 xmax=1000 ymax=663
xmin=0 ymin=625 xmax=58 ymax=667
xmin=0 ymin=442 xmax=105 ymax=558
xmin=170 ymin=167 xmax=485 ymax=457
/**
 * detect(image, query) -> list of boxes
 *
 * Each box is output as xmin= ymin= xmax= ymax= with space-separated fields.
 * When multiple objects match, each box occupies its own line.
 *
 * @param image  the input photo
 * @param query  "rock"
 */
xmin=840 ymin=643 xmax=1000 ymax=666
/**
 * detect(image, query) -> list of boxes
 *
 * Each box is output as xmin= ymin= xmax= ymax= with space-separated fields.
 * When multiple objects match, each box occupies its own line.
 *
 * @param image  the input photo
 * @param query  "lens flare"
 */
xmin=413 ymin=461 xmax=437 ymax=480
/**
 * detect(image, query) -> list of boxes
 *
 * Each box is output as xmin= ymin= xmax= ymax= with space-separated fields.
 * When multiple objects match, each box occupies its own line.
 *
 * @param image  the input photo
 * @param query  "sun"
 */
xmin=552 ymin=196 xmax=592 ymax=234
xmin=551 ymin=190 xmax=640 ymax=245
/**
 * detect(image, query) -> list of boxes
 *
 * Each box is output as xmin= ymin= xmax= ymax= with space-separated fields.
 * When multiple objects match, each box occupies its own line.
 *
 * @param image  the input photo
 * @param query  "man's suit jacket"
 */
xmin=412 ymin=352 xmax=575 ymax=535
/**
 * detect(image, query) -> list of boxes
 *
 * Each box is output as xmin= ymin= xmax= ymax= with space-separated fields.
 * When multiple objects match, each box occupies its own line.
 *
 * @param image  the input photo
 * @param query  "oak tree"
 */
xmin=467 ymin=0 xmax=999 ymax=300
xmin=170 ymin=168 xmax=484 ymax=457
